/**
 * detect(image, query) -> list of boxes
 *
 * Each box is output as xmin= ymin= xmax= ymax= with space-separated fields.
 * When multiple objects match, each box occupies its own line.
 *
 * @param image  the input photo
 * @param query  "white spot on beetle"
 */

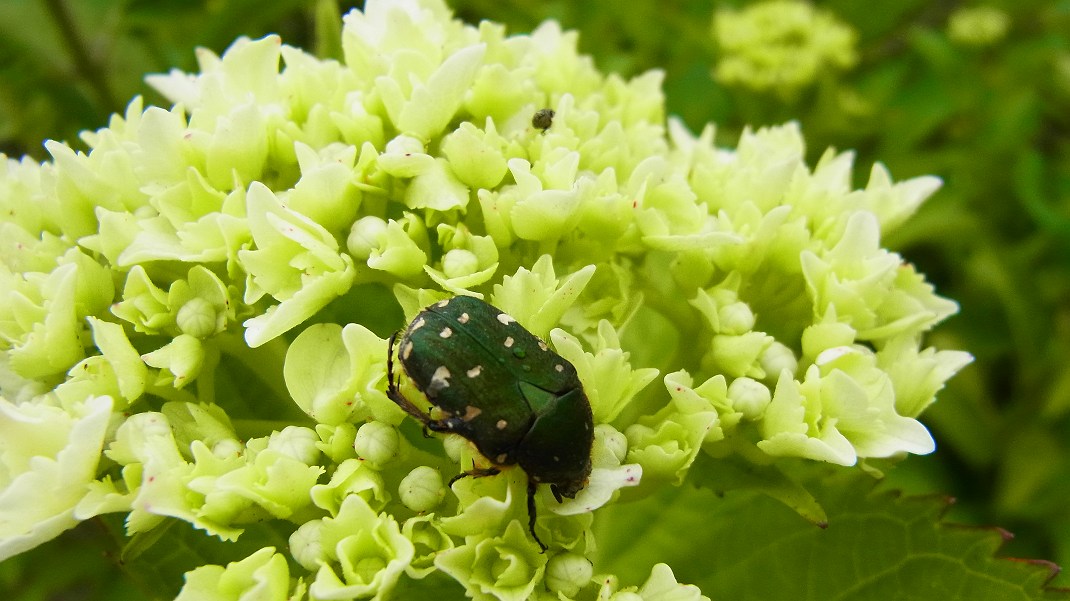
xmin=428 ymin=366 xmax=451 ymax=393
xmin=553 ymin=455 xmax=560 ymax=462
xmin=554 ymin=364 xmax=564 ymax=372
xmin=496 ymin=453 xmax=507 ymax=463
xmin=496 ymin=419 xmax=508 ymax=430
xmin=436 ymin=299 xmax=449 ymax=308
xmin=504 ymin=336 xmax=514 ymax=348
xmin=402 ymin=341 xmax=414 ymax=360
xmin=497 ymin=313 xmax=516 ymax=326
xmin=440 ymin=327 xmax=453 ymax=338
xmin=467 ymin=365 xmax=482 ymax=378
xmin=538 ymin=341 xmax=548 ymax=351
xmin=457 ymin=312 xmax=470 ymax=324
xmin=411 ymin=317 xmax=426 ymax=331
xmin=462 ymin=405 xmax=482 ymax=421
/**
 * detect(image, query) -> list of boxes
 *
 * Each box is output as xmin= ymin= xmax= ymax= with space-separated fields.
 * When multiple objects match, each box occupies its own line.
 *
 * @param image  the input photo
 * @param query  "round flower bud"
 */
xmin=441 ymin=248 xmax=480 ymax=279
xmin=269 ymin=426 xmax=321 ymax=465
xmin=347 ymin=216 xmax=387 ymax=260
xmin=211 ymin=437 xmax=243 ymax=460
xmin=759 ymin=341 xmax=798 ymax=381
xmin=354 ymin=421 xmax=400 ymax=468
xmin=727 ymin=376 xmax=772 ymax=420
xmin=176 ymin=297 xmax=218 ymax=338
xmin=717 ymin=301 xmax=755 ymax=335
xmin=442 ymin=433 xmax=469 ymax=463
xmin=596 ymin=424 xmax=629 ymax=464
xmin=399 ymin=466 xmax=446 ymax=513
xmin=545 ymin=552 xmax=593 ymax=597
xmin=288 ymin=520 xmax=325 ymax=571
xmin=379 ymin=134 xmax=435 ymax=177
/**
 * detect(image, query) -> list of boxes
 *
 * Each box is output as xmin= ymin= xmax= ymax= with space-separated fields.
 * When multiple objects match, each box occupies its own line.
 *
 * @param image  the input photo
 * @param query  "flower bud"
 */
xmin=176 ymin=297 xmax=218 ymax=338
xmin=211 ymin=437 xmax=243 ymax=460
xmin=545 ymin=552 xmax=593 ymax=597
xmin=354 ymin=421 xmax=401 ymax=468
xmin=378 ymin=135 xmax=435 ymax=177
xmin=269 ymin=426 xmax=321 ymax=464
xmin=442 ymin=433 xmax=469 ymax=463
xmin=717 ymin=301 xmax=755 ymax=335
xmin=441 ymin=248 xmax=480 ymax=279
xmin=289 ymin=520 xmax=325 ymax=571
xmin=596 ymin=424 xmax=629 ymax=464
xmin=347 ymin=216 xmax=387 ymax=260
xmin=398 ymin=466 xmax=446 ymax=512
xmin=759 ymin=341 xmax=798 ymax=381
xmin=728 ymin=376 xmax=772 ymax=420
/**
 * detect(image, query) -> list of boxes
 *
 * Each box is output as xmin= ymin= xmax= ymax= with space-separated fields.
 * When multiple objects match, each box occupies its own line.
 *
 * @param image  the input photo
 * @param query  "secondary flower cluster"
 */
xmin=0 ymin=0 xmax=970 ymax=599
xmin=712 ymin=0 xmax=858 ymax=98
xmin=947 ymin=6 xmax=1011 ymax=47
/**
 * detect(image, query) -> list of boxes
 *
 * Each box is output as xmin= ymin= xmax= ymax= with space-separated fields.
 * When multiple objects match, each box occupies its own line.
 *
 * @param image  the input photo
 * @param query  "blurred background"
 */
xmin=2 ymin=0 xmax=1068 ymax=596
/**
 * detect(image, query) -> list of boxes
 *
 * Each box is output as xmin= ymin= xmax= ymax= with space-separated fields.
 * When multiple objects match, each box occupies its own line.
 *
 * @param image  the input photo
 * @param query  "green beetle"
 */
xmin=386 ymin=295 xmax=593 ymax=551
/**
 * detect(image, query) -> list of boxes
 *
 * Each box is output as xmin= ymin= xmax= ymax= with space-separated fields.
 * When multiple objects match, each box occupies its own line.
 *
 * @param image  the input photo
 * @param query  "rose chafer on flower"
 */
xmin=0 ymin=0 xmax=970 ymax=599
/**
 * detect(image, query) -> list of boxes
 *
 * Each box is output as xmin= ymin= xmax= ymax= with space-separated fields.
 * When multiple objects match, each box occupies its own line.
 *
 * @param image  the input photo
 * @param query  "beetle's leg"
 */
xmin=449 ymin=468 xmax=549 ymax=552
xmin=527 ymin=478 xmax=548 ymax=553
xmin=447 ymin=466 xmax=501 ymax=487
xmin=550 ymin=483 xmax=564 ymax=503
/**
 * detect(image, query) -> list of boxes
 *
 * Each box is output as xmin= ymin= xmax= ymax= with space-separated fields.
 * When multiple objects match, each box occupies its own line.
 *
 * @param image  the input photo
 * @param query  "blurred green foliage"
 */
xmin=2 ymin=0 xmax=1068 ymax=594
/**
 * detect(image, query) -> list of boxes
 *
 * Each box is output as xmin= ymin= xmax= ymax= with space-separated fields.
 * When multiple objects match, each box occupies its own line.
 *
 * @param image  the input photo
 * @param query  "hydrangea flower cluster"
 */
xmin=712 ymin=0 xmax=858 ymax=98
xmin=0 ymin=0 xmax=971 ymax=599
xmin=947 ymin=6 xmax=1011 ymax=47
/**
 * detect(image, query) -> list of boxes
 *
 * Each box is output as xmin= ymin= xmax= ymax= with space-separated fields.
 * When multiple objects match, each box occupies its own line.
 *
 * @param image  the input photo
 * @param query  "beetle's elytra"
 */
xmin=386 ymin=295 xmax=593 ymax=551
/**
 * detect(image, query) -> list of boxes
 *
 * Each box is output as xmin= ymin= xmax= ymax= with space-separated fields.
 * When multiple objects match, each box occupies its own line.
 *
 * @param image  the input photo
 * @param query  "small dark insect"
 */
xmin=532 ymin=108 xmax=555 ymax=132
xmin=386 ymin=295 xmax=593 ymax=551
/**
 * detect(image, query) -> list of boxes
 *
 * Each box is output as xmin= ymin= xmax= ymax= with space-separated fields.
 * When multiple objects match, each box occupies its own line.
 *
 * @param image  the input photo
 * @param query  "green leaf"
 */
xmin=594 ymin=470 xmax=1066 ymax=600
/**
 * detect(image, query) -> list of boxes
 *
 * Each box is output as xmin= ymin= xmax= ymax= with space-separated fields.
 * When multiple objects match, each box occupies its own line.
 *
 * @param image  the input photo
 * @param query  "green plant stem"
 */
xmin=43 ymin=0 xmax=119 ymax=112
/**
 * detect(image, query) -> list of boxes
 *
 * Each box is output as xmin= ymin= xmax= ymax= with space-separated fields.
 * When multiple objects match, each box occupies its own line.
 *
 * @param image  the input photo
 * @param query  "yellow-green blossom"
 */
xmin=0 ymin=395 xmax=112 ymax=562
xmin=948 ymin=6 xmax=1011 ymax=47
xmin=713 ymin=0 xmax=858 ymax=98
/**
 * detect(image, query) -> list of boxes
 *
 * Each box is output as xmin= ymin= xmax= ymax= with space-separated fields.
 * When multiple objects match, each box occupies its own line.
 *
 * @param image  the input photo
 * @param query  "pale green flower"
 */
xmin=301 ymin=494 xmax=414 ymax=601
xmin=176 ymin=547 xmax=296 ymax=601
xmin=0 ymin=395 xmax=112 ymax=562
xmin=436 ymin=520 xmax=548 ymax=601
xmin=239 ymin=182 xmax=356 ymax=348
xmin=596 ymin=563 xmax=707 ymax=601
xmin=402 ymin=513 xmax=455 ymax=578
xmin=713 ymin=0 xmax=858 ymax=98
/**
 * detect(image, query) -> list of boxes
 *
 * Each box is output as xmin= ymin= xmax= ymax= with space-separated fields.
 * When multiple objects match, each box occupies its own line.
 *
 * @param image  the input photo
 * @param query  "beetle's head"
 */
xmin=549 ymin=478 xmax=586 ymax=503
